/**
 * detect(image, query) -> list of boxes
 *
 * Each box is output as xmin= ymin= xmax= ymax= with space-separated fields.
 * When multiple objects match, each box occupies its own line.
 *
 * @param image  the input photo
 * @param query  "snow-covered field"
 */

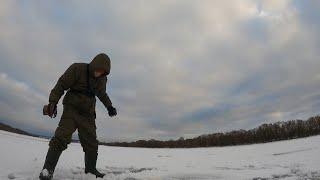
xmin=0 ymin=130 xmax=319 ymax=180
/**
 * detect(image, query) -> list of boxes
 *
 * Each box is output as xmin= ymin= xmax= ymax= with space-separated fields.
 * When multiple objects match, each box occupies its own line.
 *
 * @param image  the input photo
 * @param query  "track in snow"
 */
xmin=0 ymin=130 xmax=320 ymax=180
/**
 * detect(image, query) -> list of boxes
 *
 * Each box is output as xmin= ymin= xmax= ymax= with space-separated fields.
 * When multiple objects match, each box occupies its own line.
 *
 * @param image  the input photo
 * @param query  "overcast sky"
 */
xmin=0 ymin=1 xmax=320 ymax=142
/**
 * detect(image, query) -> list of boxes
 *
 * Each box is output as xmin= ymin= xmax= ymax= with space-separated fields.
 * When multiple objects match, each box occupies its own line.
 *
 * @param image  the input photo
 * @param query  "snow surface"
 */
xmin=0 ymin=130 xmax=319 ymax=180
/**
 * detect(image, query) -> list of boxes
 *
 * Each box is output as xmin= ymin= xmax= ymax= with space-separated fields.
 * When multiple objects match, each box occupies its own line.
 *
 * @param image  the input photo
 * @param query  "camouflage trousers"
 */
xmin=49 ymin=105 xmax=98 ymax=153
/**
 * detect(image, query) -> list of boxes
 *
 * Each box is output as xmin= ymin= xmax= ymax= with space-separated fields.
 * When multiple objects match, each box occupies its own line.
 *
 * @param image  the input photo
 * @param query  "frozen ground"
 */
xmin=0 ymin=130 xmax=319 ymax=180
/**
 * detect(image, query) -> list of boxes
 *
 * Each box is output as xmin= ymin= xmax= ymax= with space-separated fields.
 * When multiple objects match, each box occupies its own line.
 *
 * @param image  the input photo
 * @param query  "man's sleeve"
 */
xmin=49 ymin=63 xmax=77 ymax=104
xmin=96 ymin=77 xmax=113 ymax=108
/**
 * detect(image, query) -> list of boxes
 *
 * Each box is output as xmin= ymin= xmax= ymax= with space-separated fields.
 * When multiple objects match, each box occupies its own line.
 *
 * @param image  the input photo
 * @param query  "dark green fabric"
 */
xmin=40 ymin=147 xmax=62 ymax=180
xmin=85 ymin=151 xmax=106 ymax=178
xmin=49 ymin=105 xmax=98 ymax=153
xmin=43 ymin=54 xmax=112 ymax=179
xmin=49 ymin=53 xmax=113 ymax=117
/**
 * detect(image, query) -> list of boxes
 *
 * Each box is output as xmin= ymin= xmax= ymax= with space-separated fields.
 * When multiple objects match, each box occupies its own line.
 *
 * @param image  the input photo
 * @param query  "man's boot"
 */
xmin=84 ymin=151 xmax=105 ymax=178
xmin=39 ymin=147 xmax=62 ymax=180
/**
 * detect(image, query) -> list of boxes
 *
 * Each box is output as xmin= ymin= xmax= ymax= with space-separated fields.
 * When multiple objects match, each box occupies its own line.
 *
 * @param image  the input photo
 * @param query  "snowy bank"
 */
xmin=0 ymin=130 xmax=319 ymax=179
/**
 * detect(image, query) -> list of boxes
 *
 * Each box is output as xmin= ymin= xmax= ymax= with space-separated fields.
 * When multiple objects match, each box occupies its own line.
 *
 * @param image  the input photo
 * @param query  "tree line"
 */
xmin=102 ymin=115 xmax=320 ymax=148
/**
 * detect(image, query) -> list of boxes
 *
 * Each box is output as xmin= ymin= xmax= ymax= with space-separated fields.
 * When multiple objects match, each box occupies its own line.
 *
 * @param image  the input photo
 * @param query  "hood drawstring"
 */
xmin=86 ymin=64 xmax=95 ymax=97
xmin=68 ymin=64 xmax=95 ymax=98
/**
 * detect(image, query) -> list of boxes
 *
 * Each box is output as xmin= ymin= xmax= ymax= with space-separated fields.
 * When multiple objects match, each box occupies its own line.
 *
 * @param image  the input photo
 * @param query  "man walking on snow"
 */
xmin=39 ymin=53 xmax=117 ymax=179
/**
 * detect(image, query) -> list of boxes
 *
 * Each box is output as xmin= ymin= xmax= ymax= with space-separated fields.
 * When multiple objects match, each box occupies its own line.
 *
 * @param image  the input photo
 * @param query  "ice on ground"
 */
xmin=0 ymin=130 xmax=319 ymax=180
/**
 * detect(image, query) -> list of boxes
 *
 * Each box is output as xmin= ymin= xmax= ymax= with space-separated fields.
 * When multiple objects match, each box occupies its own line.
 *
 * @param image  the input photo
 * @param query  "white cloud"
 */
xmin=0 ymin=1 xmax=319 ymax=141
xmin=0 ymin=72 xmax=56 ymax=133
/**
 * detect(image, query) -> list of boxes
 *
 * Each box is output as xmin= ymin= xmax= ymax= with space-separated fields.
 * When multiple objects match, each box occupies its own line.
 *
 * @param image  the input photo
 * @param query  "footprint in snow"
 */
xmin=8 ymin=173 xmax=16 ymax=179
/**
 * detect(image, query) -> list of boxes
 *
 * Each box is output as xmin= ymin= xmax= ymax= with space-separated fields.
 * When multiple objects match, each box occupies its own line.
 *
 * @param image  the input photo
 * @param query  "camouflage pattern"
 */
xmin=48 ymin=53 xmax=113 ymax=152
xmin=49 ymin=105 xmax=98 ymax=152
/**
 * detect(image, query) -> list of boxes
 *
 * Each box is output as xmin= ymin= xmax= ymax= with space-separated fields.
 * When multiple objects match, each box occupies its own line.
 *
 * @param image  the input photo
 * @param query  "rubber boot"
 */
xmin=84 ymin=151 xmax=105 ymax=178
xmin=39 ymin=147 xmax=62 ymax=180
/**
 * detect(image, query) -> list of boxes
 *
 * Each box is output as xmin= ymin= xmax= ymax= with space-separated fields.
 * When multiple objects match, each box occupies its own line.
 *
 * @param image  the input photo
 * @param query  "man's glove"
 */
xmin=43 ymin=103 xmax=57 ymax=118
xmin=107 ymin=106 xmax=117 ymax=117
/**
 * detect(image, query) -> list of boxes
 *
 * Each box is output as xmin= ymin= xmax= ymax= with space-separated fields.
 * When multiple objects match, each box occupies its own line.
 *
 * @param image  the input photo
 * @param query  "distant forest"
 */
xmin=0 ymin=122 xmax=34 ymax=136
xmin=1 ymin=115 xmax=320 ymax=148
xmin=103 ymin=115 xmax=320 ymax=148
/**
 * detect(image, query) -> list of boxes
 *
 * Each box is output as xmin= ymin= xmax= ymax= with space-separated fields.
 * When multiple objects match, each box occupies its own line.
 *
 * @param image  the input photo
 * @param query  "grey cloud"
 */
xmin=0 ymin=1 xmax=319 ymax=141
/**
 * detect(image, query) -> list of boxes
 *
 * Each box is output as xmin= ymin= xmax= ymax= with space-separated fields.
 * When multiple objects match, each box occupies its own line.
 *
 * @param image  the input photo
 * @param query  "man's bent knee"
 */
xmin=81 ymin=139 xmax=99 ymax=153
xmin=49 ymin=136 xmax=69 ymax=151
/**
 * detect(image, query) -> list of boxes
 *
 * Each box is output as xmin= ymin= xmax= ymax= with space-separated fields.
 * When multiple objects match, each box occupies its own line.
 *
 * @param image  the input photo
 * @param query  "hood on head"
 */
xmin=89 ymin=53 xmax=111 ymax=77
